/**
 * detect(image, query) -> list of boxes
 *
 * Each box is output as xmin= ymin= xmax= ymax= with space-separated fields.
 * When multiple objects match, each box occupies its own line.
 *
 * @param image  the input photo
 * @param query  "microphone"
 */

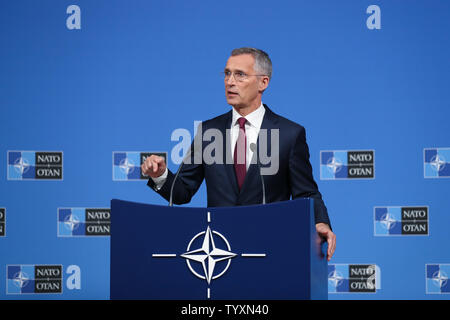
xmin=250 ymin=142 xmax=266 ymax=205
xmin=169 ymin=146 xmax=193 ymax=207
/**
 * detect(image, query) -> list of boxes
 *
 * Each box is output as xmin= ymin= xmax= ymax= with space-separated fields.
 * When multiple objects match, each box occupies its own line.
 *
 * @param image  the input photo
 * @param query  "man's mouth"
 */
xmin=227 ymin=91 xmax=238 ymax=96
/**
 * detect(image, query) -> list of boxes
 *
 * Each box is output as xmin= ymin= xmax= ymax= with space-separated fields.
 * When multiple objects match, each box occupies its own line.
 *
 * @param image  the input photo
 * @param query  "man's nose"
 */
xmin=226 ymin=73 xmax=237 ymax=85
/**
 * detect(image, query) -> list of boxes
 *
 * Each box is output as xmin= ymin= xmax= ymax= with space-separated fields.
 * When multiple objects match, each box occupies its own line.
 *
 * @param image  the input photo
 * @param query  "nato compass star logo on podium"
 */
xmin=152 ymin=212 xmax=266 ymax=299
xmin=181 ymin=225 xmax=237 ymax=285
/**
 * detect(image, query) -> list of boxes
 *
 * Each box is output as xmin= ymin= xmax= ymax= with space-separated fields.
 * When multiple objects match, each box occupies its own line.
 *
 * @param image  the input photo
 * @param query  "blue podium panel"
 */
xmin=110 ymin=198 xmax=327 ymax=300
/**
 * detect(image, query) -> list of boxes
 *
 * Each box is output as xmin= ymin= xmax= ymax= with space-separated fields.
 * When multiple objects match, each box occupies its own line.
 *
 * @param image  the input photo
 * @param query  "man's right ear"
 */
xmin=259 ymin=76 xmax=270 ymax=93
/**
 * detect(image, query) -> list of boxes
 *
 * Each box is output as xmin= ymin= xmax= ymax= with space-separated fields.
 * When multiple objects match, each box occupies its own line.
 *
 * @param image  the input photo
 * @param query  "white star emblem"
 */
xmin=430 ymin=155 xmax=446 ymax=172
xmin=64 ymin=214 xmax=80 ymax=231
xmin=13 ymin=271 xmax=29 ymax=288
xmin=181 ymin=226 xmax=237 ymax=284
xmin=14 ymin=157 xmax=29 ymax=175
xmin=380 ymin=213 xmax=397 ymax=230
xmin=119 ymin=158 xmax=135 ymax=175
xmin=327 ymin=157 xmax=342 ymax=174
xmin=328 ymin=270 xmax=344 ymax=287
xmin=432 ymin=270 xmax=448 ymax=288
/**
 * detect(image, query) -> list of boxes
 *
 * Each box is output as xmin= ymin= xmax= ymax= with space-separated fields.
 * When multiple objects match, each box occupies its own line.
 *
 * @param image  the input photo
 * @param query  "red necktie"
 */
xmin=234 ymin=117 xmax=247 ymax=190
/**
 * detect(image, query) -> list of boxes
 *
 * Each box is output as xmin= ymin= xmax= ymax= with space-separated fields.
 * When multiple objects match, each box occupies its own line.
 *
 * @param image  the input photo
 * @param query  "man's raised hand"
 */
xmin=141 ymin=155 xmax=167 ymax=178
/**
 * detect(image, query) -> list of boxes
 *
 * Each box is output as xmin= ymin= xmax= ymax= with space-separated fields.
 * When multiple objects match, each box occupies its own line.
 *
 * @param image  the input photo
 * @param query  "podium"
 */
xmin=110 ymin=198 xmax=327 ymax=300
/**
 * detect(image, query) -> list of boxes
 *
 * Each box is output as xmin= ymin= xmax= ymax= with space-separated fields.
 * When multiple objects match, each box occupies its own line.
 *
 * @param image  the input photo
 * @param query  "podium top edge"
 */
xmin=110 ymin=198 xmax=313 ymax=210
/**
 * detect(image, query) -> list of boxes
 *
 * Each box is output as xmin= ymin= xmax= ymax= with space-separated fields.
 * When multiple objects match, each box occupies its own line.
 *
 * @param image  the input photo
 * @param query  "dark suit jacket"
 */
xmin=147 ymin=104 xmax=331 ymax=228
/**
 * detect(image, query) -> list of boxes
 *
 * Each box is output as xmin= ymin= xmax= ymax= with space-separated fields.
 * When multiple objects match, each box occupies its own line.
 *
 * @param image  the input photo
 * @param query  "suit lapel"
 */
xmin=220 ymin=110 xmax=240 ymax=196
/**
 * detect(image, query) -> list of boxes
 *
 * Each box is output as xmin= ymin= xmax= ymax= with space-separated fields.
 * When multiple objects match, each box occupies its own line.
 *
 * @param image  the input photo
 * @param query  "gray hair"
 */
xmin=231 ymin=47 xmax=272 ymax=80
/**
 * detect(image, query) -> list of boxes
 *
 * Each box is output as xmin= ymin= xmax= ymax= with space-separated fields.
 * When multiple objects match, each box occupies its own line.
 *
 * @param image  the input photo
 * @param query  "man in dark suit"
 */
xmin=142 ymin=47 xmax=336 ymax=261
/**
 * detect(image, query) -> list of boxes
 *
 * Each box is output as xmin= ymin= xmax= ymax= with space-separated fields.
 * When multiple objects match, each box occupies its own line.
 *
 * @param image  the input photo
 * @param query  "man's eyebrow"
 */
xmin=224 ymin=68 xmax=246 ymax=73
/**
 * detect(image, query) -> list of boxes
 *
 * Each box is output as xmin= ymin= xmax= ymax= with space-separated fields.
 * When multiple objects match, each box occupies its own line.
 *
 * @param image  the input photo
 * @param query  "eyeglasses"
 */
xmin=222 ymin=71 xmax=267 ymax=82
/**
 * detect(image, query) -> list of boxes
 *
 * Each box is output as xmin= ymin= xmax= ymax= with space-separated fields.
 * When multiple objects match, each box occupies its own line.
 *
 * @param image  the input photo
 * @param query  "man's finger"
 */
xmin=327 ymin=238 xmax=332 ymax=260
xmin=328 ymin=235 xmax=336 ymax=260
xmin=333 ymin=236 xmax=336 ymax=254
xmin=332 ymin=234 xmax=336 ymax=254
xmin=143 ymin=161 xmax=151 ymax=174
xmin=152 ymin=158 xmax=158 ymax=172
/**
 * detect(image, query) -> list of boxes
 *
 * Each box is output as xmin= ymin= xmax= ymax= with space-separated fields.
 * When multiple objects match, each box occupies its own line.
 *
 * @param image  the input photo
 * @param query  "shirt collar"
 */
xmin=231 ymin=102 xmax=265 ymax=128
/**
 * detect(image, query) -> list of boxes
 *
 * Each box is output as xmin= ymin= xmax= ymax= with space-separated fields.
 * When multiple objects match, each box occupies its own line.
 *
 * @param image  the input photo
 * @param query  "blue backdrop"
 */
xmin=1 ymin=0 xmax=449 ymax=300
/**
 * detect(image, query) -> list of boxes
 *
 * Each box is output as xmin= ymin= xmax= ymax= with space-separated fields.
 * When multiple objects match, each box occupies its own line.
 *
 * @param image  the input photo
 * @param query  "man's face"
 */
xmin=224 ymin=54 xmax=263 ymax=109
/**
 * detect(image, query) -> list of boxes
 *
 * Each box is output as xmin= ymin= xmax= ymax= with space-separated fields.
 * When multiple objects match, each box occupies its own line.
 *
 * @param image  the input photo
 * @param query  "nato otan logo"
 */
xmin=424 ymin=148 xmax=450 ymax=178
xmin=113 ymin=151 xmax=167 ymax=181
xmin=320 ymin=150 xmax=375 ymax=180
xmin=7 ymin=151 xmax=63 ymax=180
xmin=328 ymin=264 xmax=381 ymax=293
xmin=0 ymin=208 xmax=5 ymax=237
xmin=426 ymin=264 xmax=450 ymax=294
xmin=374 ymin=206 xmax=429 ymax=236
xmin=58 ymin=208 xmax=111 ymax=237
xmin=7 ymin=265 xmax=63 ymax=294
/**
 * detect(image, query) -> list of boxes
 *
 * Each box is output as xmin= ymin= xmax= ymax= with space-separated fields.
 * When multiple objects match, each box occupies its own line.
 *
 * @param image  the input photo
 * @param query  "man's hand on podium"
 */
xmin=142 ymin=155 xmax=167 ymax=178
xmin=315 ymin=223 xmax=336 ymax=262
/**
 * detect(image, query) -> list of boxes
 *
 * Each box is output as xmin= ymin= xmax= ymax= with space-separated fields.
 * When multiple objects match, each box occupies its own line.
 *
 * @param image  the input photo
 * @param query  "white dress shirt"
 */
xmin=151 ymin=103 xmax=266 ymax=190
xmin=230 ymin=102 xmax=265 ymax=170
